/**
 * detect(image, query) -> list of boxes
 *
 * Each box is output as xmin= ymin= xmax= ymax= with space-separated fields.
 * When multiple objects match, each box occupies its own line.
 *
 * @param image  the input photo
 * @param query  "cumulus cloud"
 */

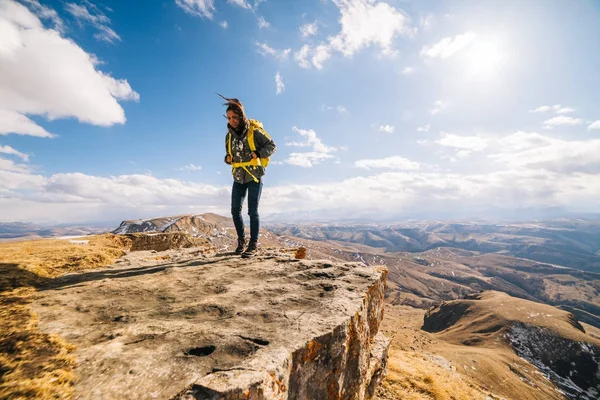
xmin=379 ymin=125 xmax=394 ymax=133
xmin=175 ymin=0 xmax=215 ymax=19
xmin=420 ymin=32 xmax=475 ymax=59
xmin=0 ymin=1 xmax=139 ymax=138
xmin=3 ymin=134 xmax=600 ymax=222
xmin=300 ymin=21 xmax=317 ymax=38
xmin=294 ymin=43 xmax=331 ymax=70
xmin=256 ymin=42 xmax=291 ymax=60
xmin=417 ymin=124 xmax=430 ymax=132
xmin=220 ymin=20 xmax=228 ymax=29
xmin=355 ymin=156 xmax=419 ymax=170
xmin=400 ymin=66 xmax=415 ymax=75
xmin=293 ymin=0 xmax=411 ymax=69
xmin=542 ymin=116 xmax=583 ymax=129
xmin=275 ymin=71 xmax=284 ymax=94
xmin=588 ymin=121 xmax=600 ymax=130
xmin=65 ymin=2 xmax=120 ymax=43
xmin=329 ymin=0 xmax=411 ymax=58
xmin=284 ymin=126 xmax=338 ymax=167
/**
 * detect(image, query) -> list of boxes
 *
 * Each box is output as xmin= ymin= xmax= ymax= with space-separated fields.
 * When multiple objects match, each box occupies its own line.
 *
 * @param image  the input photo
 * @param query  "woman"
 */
xmin=220 ymin=95 xmax=276 ymax=257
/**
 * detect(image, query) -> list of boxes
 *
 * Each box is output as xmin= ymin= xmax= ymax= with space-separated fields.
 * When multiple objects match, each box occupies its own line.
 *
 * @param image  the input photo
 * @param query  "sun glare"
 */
xmin=464 ymin=39 xmax=506 ymax=79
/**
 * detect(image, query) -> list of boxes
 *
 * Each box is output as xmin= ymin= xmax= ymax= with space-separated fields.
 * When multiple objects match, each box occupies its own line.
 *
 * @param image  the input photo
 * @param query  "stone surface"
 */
xmin=32 ymin=248 xmax=389 ymax=399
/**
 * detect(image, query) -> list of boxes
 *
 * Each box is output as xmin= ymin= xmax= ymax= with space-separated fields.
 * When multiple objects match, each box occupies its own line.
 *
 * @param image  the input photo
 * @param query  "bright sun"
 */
xmin=464 ymin=40 xmax=506 ymax=79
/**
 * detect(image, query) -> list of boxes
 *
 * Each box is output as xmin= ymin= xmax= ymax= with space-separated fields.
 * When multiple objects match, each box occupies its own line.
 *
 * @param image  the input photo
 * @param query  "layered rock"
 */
xmin=32 ymin=247 xmax=389 ymax=399
xmin=112 ymin=214 xmax=228 ymax=236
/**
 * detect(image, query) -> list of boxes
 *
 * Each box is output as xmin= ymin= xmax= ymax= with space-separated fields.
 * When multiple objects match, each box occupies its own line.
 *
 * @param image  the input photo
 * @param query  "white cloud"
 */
xmin=300 ymin=21 xmax=318 ymax=38
xmin=355 ymin=156 xmax=419 ymax=170
xmin=554 ymin=106 xmax=574 ymax=114
xmin=529 ymin=105 xmax=551 ymax=113
xmin=65 ymin=2 xmax=120 ymax=43
xmin=435 ymin=132 xmax=489 ymax=152
xmin=293 ymin=0 xmax=411 ymax=69
xmin=329 ymin=0 xmax=411 ymax=58
xmin=0 ymin=145 xmax=29 ymax=161
xmin=0 ymin=110 xmax=54 ymax=138
xmin=220 ymin=21 xmax=228 ymax=29
xmin=256 ymin=42 xmax=291 ymax=59
xmin=257 ymin=16 xmax=270 ymax=29
xmin=542 ymin=116 xmax=583 ymax=129
xmin=175 ymin=0 xmax=215 ymax=19
xmin=275 ymin=71 xmax=284 ymax=94
xmin=429 ymin=100 xmax=446 ymax=115
xmin=312 ymin=44 xmax=331 ymax=69
xmin=21 ymin=0 xmax=63 ymax=31
xmin=379 ymin=125 xmax=394 ymax=133
xmin=286 ymin=152 xmax=335 ymax=168
xmin=417 ymin=124 xmax=430 ymax=132
xmin=531 ymin=104 xmax=575 ymax=114
xmin=400 ymin=66 xmax=415 ymax=75
xmin=0 ymin=1 xmax=138 ymax=137
xmin=337 ymin=105 xmax=347 ymax=113
xmin=4 ymin=133 xmax=600 ymax=222
xmin=294 ymin=45 xmax=311 ymax=68
xmin=284 ymin=126 xmax=337 ymax=167
xmin=287 ymin=127 xmax=337 ymax=153
xmin=295 ymin=43 xmax=331 ymax=70
xmin=4 ymin=167 xmax=599 ymax=223
xmin=176 ymin=163 xmax=202 ymax=171
xmin=420 ymin=32 xmax=475 ymax=59
xmin=589 ymin=121 xmax=600 ymax=130
xmin=490 ymin=132 xmax=600 ymax=174
xmin=228 ymin=0 xmax=252 ymax=9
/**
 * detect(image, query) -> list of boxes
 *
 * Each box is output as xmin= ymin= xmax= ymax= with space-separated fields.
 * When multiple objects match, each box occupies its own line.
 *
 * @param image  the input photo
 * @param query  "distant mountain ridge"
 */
xmin=111 ymin=213 xmax=229 ymax=235
xmin=268 ymin=220 xmax=600 ymax=272
xmin=0 ymin=222 xmax=110 ymax=241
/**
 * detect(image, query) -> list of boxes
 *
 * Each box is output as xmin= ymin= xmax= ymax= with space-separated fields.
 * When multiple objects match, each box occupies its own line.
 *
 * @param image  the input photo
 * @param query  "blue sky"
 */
xmin=1 ymin=0 xmax=600 ymax=224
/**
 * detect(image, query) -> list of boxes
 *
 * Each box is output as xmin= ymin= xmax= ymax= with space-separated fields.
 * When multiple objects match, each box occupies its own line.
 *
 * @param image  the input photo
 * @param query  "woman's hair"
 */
xmin=218 ymin=93 xmax=246 ymax=120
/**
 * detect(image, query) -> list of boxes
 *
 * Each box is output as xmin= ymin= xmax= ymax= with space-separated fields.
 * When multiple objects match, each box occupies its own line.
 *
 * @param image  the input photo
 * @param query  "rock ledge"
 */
xmin=32 ymin=248 xmax=389 ymax=399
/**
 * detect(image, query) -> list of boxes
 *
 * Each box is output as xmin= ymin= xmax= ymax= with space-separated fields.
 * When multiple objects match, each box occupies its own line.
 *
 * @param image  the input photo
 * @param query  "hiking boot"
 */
xmin=241 ymin=240 xmax=258 ymax=258
xmin=234 ymin=238 xmax=246 ymax=254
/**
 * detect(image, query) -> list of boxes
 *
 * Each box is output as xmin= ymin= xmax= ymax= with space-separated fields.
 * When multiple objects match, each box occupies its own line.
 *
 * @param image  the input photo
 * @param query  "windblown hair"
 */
xmin=218 ymin=93 xmax=246 ymax=120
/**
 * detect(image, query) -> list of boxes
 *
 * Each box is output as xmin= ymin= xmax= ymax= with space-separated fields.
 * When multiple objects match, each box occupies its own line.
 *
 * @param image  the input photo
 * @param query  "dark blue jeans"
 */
xmin=231 ymin=180 xmax=263 ymax=242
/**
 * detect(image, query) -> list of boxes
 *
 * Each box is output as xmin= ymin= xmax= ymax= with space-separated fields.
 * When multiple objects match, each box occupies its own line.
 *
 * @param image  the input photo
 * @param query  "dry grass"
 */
xmin=376 ymin=348 xmax=491 ymax=400
xmin=0 ymin=234 xmax=131 ymax=400
xmin=0 ymin=234 xmax=131 ymax=292
xmin=0 ymin=288 xmax=76 ymax=400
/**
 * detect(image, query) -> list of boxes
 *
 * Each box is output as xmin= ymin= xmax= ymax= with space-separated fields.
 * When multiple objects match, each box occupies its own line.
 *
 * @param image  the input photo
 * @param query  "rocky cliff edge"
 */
xmin=30 ymin=235 xmax=389 ymax=399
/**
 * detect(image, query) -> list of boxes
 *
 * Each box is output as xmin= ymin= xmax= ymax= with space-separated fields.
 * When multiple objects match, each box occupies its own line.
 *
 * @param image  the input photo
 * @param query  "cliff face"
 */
xmin=31 ymin=241 xmax=389 ymax=399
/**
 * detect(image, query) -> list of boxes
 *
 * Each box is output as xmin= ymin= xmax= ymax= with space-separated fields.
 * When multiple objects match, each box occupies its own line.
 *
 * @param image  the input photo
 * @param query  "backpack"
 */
xmin=227 ymin=119 xmax=271 ymax=168
xmin=227 ymin=119 xmax=271 ymax=183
